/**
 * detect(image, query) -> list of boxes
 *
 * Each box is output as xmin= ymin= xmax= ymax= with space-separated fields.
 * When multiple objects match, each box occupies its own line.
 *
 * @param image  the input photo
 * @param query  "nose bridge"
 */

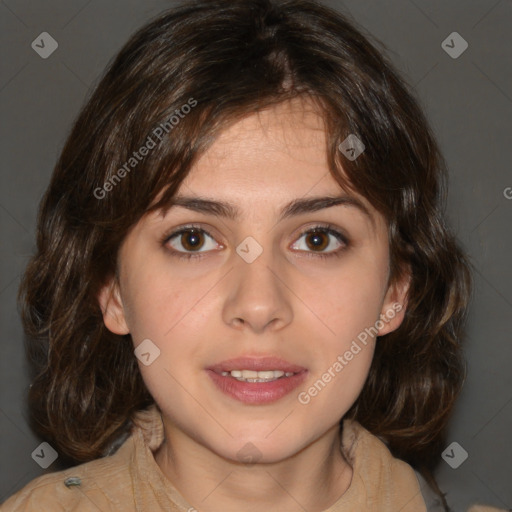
xmin=222 ymin=236 xmax=293 ymax=333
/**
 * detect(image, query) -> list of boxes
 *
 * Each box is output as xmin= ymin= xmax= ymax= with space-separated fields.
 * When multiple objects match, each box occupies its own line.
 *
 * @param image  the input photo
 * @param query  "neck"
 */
xmin=154 ymin=421 xmax=353 ymax=512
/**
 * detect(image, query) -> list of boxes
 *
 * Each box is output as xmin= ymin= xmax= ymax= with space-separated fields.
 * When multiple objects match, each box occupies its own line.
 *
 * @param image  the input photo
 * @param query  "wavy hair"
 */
xmin=19 ymin=0 xmax=472 ymax=508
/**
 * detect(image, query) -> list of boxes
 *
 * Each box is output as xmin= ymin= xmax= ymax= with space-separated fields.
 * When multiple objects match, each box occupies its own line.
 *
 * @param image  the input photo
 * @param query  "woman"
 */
xmin=3 ymin=1 xmax=503 ymax=510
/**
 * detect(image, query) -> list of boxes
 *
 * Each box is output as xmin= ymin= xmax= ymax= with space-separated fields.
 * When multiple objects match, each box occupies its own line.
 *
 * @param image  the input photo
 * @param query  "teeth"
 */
xmin=219 ymin=369 xmax=296 ymax=382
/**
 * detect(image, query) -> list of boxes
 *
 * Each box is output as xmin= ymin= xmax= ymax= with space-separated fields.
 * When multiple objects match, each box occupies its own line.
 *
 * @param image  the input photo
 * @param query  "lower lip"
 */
xmin=206 ymin=370 xmax=308 ymax=405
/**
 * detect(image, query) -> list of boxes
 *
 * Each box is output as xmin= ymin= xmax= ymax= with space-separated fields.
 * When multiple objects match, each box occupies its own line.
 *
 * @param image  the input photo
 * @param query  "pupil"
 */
xmin=307 ymin=232 xmax=327 ymax=251
xmin=183 ymin=230 xmax=203 ymax=250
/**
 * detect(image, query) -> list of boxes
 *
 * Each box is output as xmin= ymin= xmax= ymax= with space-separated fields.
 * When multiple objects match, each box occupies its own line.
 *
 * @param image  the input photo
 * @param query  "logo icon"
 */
xmin=441 ymin=441 xmax=468 ymax=469
xmin=236 ymin=442 xmax=263 ymax=466
xmin=31 ymin=442 xmax=58 ymax=469
xmin=338 ymin=134 xmax=365 ymax=161
xmin=442 ymin=32 xmax=468 ymax=59
xmin=236 ymin=236 xmax=263 ymax=264
xmin=134 ymin=338 xmax=161 ymax=366
xmin=31 ymin=32 xmax=58 ymax=59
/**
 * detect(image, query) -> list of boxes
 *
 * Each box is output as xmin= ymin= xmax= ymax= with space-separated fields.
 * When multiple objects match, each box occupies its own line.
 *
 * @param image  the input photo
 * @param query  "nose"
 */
xmin=221 ymin=246 xmax=293 ymax=334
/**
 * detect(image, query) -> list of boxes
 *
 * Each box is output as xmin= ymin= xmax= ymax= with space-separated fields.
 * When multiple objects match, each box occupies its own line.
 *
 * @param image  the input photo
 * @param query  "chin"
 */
xmin=216 ymin=435 xmax=304 ymax=465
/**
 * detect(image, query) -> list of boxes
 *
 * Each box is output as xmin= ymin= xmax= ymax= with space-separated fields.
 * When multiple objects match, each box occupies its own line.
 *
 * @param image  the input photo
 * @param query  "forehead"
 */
xmin=144 ymin=98 xmax=384 ymax=236
xmin=178 ymin=100 xmax=340 ymax=202
xmin=172 ymin=99 xmax=379 ymax=223
xmin=188 ymin=98 xmax=328 ymax=188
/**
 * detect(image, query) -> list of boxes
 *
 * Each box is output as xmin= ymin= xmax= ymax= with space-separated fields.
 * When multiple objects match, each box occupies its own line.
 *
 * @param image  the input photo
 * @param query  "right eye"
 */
xmin=163 ymin=225 xmax=223 ymax=260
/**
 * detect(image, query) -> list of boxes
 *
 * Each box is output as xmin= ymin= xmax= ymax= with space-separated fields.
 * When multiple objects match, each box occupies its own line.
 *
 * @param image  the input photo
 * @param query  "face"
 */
xmin=99 ymin=98 xmax=409 ymax=464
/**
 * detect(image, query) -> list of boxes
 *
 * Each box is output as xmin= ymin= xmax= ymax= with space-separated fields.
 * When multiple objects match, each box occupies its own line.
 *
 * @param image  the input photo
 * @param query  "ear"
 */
xmin=97 ymin=277 xmax=130 ymax=335
xmin=377 ymin=268 xmax=411 ymax=337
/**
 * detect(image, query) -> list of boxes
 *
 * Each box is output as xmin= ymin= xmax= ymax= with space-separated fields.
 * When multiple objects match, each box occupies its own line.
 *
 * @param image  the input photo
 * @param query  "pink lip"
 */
xmin=206 ymin=356 xmax=308 ymax=405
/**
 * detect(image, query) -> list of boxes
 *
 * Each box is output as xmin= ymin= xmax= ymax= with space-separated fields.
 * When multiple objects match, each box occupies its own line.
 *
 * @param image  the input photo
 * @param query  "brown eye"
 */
xmin=304 ymin=230 xmax=330 ymax=251
xmin=179 ymin=229 xmax=205 ymax=251
xmin=165 ymin=227 xmax=219 ymax=258
xmin=290 ymin=225 xmax=348 ymax=260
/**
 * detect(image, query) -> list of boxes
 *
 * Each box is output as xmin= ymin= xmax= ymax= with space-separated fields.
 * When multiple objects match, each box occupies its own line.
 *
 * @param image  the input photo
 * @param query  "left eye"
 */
xmin=290 ymin=227 xmax=347 ymax=254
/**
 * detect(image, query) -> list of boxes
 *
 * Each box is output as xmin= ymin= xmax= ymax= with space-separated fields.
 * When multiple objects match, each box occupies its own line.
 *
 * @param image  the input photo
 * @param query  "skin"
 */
xmin=99 ymin=98 xmax=410 ymax=512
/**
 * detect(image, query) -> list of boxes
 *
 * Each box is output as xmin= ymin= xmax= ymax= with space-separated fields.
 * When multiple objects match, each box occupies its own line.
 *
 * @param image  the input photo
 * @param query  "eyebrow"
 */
xmin=164 ymin=194 xmax=374 ymax=226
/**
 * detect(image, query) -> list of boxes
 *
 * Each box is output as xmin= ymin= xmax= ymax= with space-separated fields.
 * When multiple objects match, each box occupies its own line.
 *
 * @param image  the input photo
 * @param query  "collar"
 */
xmin=128 ymin=404 xmax=426 ymax=511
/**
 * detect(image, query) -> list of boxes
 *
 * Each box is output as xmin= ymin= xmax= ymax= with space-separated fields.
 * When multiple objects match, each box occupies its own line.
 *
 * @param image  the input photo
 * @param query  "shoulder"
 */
xmin=341 ymin=418 xmax=427 ymax=510
xmin=342 ymin=420 xmax=508 ymax=512
xmin=1 ymin=436 xmax=135 ymax=512
xmin=342 ymin=418 xmax=423 ymax=489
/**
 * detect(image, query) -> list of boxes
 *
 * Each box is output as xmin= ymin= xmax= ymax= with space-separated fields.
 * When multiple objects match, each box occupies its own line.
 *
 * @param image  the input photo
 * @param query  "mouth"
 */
xmin=218 ymin=369 xmax=297 ymax=383
xmin=206 ymin=356 xmax=308 ymax=404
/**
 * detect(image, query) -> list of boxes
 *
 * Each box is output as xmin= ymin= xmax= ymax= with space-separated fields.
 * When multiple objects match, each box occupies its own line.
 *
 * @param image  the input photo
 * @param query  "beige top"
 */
xmin=1 ymin=405 xmax=505 ymax=511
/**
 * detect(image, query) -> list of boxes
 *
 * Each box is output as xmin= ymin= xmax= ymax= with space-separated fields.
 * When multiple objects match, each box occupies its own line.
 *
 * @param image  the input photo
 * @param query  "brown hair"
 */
xmin=19 ymin=0 xmax=472 ymax=507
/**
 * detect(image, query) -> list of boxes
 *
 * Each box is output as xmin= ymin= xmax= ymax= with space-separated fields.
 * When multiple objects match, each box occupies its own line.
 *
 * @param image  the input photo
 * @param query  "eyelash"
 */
xmin=161 ymin=223 xmax=349 ymax=261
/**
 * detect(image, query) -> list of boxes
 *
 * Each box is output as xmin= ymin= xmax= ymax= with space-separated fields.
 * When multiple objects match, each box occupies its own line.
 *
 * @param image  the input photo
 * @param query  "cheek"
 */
xmin=122 ymin=269 xmax=222 ymax=412
xmin=291 ymin=263 xmax=385 ymax=413
xmin=305 ymin=262 xmax=387 ymax=346
xmin=299 ymin=345 xmax=374 ymax=426
xmin=124 ymin=272 xmax=216 ymax=413
xmin=122 ymin=260 xmax=217 ymax=343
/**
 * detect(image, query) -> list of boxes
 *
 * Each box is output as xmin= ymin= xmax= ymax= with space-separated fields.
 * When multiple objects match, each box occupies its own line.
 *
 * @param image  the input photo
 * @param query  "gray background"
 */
xmin=1 ymin=0 xmax=511 ymax=510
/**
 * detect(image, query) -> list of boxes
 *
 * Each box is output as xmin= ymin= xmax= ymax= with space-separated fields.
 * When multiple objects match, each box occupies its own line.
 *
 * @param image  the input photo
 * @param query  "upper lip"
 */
xmin=207 ymin=356 xmax=307 ymax=374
